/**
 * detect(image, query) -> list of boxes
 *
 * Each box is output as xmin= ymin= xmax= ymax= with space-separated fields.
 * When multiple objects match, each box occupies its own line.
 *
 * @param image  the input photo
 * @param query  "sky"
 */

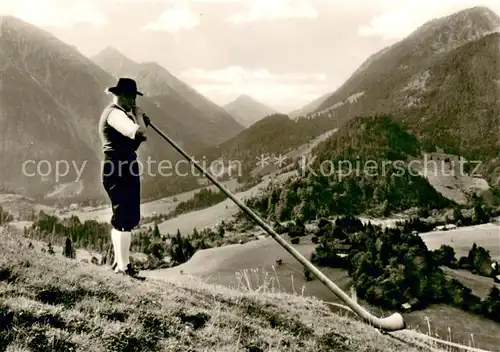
xmin=1 ymin=0 xmax=499 ymax=112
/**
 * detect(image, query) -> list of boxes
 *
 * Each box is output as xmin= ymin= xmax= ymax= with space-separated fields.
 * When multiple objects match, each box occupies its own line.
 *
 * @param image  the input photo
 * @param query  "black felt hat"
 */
xmin=106 ymin=77 xmax=143 ymax=96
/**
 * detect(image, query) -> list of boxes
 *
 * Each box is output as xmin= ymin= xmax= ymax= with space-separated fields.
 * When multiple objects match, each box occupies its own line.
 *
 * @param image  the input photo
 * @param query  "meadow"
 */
xmin=0 ymin=227 xmax=435 ymax=352
xmin=143 ymin=233 xmax=500 ymax=351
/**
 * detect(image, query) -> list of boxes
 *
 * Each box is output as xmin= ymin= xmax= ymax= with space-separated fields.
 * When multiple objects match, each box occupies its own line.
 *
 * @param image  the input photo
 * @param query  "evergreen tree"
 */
xmin=192 ymin=228 xmax=200 ymax=239
xmin=217 ymin=224 xmax=225 ymax=237
xmin=51 ymin=224 xmax=56 ymax=244
xmin=183 ymin=238 xmax=195 ymax=261
xmin=453 ymin=206 xmax=463 ymax=223
xmin=63 ymin=237 xmax=75 ymax=259
xmin=153 ymin=223 xmax=161 ymax=238
xmin=47 ymin=242 xmax=55 ymax=255
xmin=150 ymin=242 xmax=164 ymax=260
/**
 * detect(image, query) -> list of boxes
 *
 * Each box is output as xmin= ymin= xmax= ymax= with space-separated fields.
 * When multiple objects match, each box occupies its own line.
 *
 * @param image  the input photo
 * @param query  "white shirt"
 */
xmin=107 ymin=106 xmax=146 ymax=139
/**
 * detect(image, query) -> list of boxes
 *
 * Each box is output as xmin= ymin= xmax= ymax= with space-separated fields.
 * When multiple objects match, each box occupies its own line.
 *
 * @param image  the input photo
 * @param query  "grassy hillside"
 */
xmin=0 ymin=227 xmax=432 ymax=352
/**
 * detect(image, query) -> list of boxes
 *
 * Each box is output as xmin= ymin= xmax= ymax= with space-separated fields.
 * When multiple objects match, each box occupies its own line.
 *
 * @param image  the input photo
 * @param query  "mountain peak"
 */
xmin=407 ymin=5 xmax=500 ymax=53
xmin=414 ymin=6 xmax=500 ymax=32
xmin=235 ymin=94 xmax=258 ymax=103
xmin=97 ymin=45 xmax=127 ymax=58
xmin=93 ymin=46 xmax=137 ymax=66
xmin=2 ymin=15 xmax=64 ymax=44
xmin=92 ymin=46 xmax=139 ymax=79
xmin=1 ymin=15 xmax=29 ymax=27
xmin=224 ymin=95 xmax=278 ymax=128
xmin=455 ymin=6 xmax=500 ymax=20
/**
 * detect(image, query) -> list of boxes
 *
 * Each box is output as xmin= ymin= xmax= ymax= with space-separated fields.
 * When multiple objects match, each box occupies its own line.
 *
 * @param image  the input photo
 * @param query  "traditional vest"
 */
xmin=98 ymin=103 xmax=142 ymax=155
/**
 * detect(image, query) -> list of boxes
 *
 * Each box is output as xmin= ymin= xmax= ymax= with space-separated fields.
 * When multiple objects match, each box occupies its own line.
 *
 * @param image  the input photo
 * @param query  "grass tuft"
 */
xmin=0 ymin=267 xmax=16 ymax=283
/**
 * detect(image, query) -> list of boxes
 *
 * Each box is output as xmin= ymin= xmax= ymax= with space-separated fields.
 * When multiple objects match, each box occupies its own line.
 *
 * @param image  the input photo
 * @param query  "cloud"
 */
xmin=0 ymin=0 xmax=107 ymax=27
xmin=119 ymin=0 xmax=242 ymax=2
xmin=141 ymin=2 xmax=200 ymax=32
xmin=180 ymin=66 xmax=328 ymax=110
xmin=181 ymin=66 xmax=327 ymax=83
xmin=227 ymin=0 xmax=318 ymax=24
xmin=358 ymin=0 xmax=500 ymax=40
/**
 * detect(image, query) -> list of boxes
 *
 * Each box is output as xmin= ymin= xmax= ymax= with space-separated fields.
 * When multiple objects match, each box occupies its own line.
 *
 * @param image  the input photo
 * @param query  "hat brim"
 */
xmin=106 ymin=86 xmax=143 ymax=96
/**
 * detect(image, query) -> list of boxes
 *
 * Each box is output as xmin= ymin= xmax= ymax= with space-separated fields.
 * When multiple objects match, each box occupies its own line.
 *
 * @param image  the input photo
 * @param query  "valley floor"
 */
xmin=143 ymin=231 xmax=500 ymax=351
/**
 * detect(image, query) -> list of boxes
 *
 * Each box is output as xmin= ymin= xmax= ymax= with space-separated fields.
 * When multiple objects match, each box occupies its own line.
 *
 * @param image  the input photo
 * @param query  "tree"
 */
xmin=152 ymin=223 xmax=161 ymax=238
xmin=47 ymin=242 xmax=55 ymax=255
xmin=192 ymin=228 xmax=200 ymax=239
xmin=417 ymin=207 xmax=430 ymax=218
xmin=467 ymin=243 xmax=478 ymax=264
xmin=183 ymin=238 xmax=195 ymax=261
xmin=63 ymin=237 xmax=75 ymax=259
xmin=432 ymin=245 xmax=456 ymax=267
xmin=217 ymin=224 xmax=225 ymax=238
xmin=304 ymin=267 xmax=313 ymax=281
xmin=488 ymin=286 xmax=500 ymax=301
xmin=474 ymin=203 xmax=488 ymax=224
xmin=484 ymin=286 xmax=500 ymax=321
xmin=331 ymin=226 xmax=347 ymax=241
xmin=453 ymin=206 xmax=463 ymax=223
xmin=149 ymin=242 xmax=164 ymax=260
xmin=473 ymin=246 xmax=492 ymax=276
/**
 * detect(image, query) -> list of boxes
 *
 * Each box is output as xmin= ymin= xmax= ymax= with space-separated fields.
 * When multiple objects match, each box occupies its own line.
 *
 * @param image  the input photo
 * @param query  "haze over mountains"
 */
xmin=303 ymin=6 xmax=500 ymax=161
xmin=223 ymin=95 xmax=278 ymax=127
xmin=0 ymin=16 xmax=244 ymax=202
xmin=224 ymin=5 xmax=500 ymax=185
xmin=1 ymin=5 xmax=499 ymax=204
xmin=287 ymin=91 xmax=331 ymax=119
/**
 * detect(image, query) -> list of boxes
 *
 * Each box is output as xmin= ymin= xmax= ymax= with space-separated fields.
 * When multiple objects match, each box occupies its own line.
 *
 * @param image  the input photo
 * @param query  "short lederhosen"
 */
xmin=102 ymin=151 xmax=141 ymax=231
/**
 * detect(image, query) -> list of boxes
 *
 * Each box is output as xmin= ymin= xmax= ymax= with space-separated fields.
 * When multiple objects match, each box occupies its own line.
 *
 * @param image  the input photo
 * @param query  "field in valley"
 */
xmin=153 ymin=171 xmax=296 ymax=235
xmin=441 ymin=266 xmax=500 ymax=298
xmin=0 ymin=193 xmax=53 ymax=219
xmin=143 ymin=231 xmax=500 ymax=351
xmin=421 ymin=223 xmax=500 ymax=260
xmin=409 ymin=155 xmax=490 ymax=205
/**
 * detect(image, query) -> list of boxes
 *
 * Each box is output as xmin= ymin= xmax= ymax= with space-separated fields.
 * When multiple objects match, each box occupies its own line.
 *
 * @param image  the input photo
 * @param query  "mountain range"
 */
xmin=1 ymin=6 xmax=499 ymax=204
xmin=0 ymin=16 xmax=244 ymax=202
xmin=222 ymin=95 xmax=278 ymax=127
xmin=207 ymin=6 xmax=500 ymax=187
xmin=305 ymin=6 xmax=500 ymax=183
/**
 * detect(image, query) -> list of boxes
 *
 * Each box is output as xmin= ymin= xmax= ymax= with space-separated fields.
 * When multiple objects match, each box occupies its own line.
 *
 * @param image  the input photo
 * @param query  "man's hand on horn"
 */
xmin=134 ymin=125 xmax=147 ymax=142
xmin=132 ymin=105 xmax=151 ymax=127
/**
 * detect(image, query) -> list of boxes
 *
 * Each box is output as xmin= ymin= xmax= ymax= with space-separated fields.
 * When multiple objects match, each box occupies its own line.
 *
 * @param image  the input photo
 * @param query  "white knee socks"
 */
xmin=111 ymin=228 xmax=131 ymax=272
xmin=121 ymin=230 xmax=131 ymax=270
xmin=111 ymin=228 xmax=121 ymax=272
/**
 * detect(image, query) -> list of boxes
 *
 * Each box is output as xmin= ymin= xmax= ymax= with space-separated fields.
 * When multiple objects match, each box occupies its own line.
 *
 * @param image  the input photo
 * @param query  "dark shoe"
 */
xmin=125 ymin=263 xmax=138 ymax=275
xmin=124 ymin=264 xmax=146 ymax=281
